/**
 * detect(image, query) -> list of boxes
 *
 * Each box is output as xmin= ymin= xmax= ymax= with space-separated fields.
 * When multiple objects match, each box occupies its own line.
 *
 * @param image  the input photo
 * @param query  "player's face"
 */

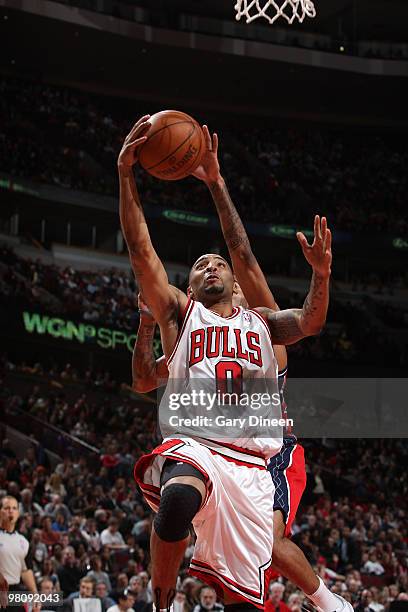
xmin=189 ymin=254 xmax=234 ymax=303
xmin=0 ymin=497 xmax=19 ymax=528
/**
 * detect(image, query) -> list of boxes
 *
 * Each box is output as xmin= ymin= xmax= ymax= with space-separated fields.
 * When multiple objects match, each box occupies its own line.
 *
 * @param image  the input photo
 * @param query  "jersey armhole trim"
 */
xmin=248 ymin=308 xmax=273 ymax=342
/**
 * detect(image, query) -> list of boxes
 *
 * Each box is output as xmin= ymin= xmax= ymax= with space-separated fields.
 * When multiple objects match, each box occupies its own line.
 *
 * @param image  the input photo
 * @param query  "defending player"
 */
xmin=192 ymin=126 xmax=352 ymax=612
xmin=118 ymin=115 xmax=331 ymax=612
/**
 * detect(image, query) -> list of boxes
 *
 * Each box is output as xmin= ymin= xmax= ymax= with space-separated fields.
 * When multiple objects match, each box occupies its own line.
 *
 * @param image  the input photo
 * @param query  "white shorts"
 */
xmin=134 ymin=437 xmax=275 ymax=609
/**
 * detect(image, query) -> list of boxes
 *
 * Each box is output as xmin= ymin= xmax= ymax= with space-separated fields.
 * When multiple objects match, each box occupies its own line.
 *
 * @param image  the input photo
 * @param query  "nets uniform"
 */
xmin=268 ymin=367 xmax=306 ymax=537
xmin=135 ymin=300 xmax=283 ymax=609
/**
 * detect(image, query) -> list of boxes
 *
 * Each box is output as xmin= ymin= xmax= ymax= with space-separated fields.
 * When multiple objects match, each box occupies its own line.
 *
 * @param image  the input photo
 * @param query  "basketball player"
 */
xmin=132 ymin=172 xmax=351 ymax=609
xmin=118 ymin=115 xmax=331 ymax=612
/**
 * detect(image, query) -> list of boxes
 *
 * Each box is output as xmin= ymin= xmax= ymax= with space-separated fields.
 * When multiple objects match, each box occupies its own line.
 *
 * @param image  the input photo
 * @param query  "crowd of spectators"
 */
xmin=1 ymin=349 xmax=407 ymax=611
xmin=0 ymin=245 xmax=139 ymax=331
xmin=1 ymin=75 xmax=407 ymax=235
xmin=35 ymin=0 xmax=408 ymax=62
xmin=1 ymin=350 xmax=407 ymax=612
xmin=1 ymin=244 xmax=407 ymax=368
xmin=2 ymin=355 xmax=156 ymax=457
xmin=1 ymin=43 xmax=407 ymax=612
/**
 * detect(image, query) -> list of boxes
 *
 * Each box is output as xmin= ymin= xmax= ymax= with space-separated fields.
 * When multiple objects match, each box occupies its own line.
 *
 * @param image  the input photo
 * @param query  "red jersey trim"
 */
xmin=248 ymin=308 xmax=273 ymax=342
xmin=191 ymin=559 xmax=259 ymax=596
xmin=133 ymin=439 xmax=213 ymax=510
xmin=190 ymin=556 xmax=271 ymax=607
xmin=207 ymin=305 xmax=241 ymax=320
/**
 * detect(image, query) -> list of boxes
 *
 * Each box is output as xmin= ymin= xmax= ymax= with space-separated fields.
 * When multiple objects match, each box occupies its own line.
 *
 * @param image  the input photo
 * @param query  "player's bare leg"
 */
xmin=150 ymin=527 xmax=189 ymax=609
xmin=271 ymin=511 xmax=350 ymax=612
xmin=271 ymin=511 xmax=319 ymax=593
xmin=151 ymin=475 xmax=206 ymax=610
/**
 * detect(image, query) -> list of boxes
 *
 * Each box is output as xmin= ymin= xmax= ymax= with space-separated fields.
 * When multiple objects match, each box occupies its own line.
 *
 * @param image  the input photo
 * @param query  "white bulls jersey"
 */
xmin=159 ymin=299 xmax=283 ymax=460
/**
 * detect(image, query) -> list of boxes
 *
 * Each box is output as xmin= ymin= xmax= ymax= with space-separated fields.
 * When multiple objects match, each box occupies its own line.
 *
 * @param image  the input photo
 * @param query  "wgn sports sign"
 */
xmin=21 ymin=311 xmax=162 ymax=355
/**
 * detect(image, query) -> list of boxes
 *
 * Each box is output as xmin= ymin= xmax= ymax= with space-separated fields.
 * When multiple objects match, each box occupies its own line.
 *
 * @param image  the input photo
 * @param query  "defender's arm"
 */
xmin=209 ymin=177 xmax=278 ymax=310
xmin=192 ymin=126 xmax=278 ymax=311
xmin=258 ymin=215 xmax=331 ymax=344
xmin=258 ymin=269 xmax=330 ymax=345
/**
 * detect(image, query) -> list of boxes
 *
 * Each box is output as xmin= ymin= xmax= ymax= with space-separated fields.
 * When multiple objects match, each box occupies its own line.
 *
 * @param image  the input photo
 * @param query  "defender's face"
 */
xmin=189 ymin=254 xmax=234 ymax=303
xmin=232 ymin=281 xmax=248 ymax=308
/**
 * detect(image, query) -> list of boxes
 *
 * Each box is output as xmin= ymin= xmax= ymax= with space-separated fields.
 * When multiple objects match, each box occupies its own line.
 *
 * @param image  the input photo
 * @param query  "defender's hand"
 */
xmin=191 ymin=125 xmax=221 ymax=184
xmin=297 ymin=215 xmax=332 ymax=278
xmin=118 ymin=115 xmax=151 ymax=169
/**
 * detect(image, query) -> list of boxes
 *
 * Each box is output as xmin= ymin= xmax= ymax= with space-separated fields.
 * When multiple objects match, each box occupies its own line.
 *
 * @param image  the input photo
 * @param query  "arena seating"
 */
xmin=1 ymin=354 xmax=406 ymax=610
xmin=1 ymin=245 xmax=406 ymax=368
xmin=1 ymin=72 xmax=407 ymax=612
xmin=1 ymin=75 xmax=407 ymax=236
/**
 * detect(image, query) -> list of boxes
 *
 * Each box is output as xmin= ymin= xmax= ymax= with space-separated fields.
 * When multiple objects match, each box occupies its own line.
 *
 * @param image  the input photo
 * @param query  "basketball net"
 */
xmin=234 ymin=0 xmax=316 ymax=25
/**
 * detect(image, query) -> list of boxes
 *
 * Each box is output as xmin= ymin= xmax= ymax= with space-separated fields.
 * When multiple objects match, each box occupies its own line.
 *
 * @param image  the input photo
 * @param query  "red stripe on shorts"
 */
xmin=284 ymin=443 xmax=306 ymax=537
xmin=189 ymin=561 xmax=266 ymax=609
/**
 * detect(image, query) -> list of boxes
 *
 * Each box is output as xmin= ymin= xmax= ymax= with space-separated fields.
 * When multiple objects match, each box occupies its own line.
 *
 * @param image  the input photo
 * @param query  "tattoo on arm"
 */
xmin=267 ymin=309 xmax=303 ymax=345
xmin=209 ymin=179 xmax=279 ymax=310
xmin=133 ymin=322 xmax=157 ymax=383
xmin=208 ymin=180 xmax=253 ymax=254
xmin=265 ymin=272 xmax=329 ymax=344
xmin=300 ymin=271 xmax=329 ymax=334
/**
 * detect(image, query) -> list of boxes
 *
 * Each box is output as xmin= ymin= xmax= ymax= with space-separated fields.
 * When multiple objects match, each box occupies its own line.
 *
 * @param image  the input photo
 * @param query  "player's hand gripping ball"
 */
xmin=138 ymin=110 xmax=205 ymax=180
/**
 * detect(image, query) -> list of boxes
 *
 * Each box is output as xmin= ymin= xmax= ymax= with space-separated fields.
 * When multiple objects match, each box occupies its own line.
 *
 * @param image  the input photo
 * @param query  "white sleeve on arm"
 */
xmin=100 ymin=530 xmax=110 ymax=545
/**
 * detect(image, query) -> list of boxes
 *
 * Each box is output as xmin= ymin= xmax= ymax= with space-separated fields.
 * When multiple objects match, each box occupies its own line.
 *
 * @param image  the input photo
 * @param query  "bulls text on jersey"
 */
xmin=189 ymin=326 xmax=263 ymax=367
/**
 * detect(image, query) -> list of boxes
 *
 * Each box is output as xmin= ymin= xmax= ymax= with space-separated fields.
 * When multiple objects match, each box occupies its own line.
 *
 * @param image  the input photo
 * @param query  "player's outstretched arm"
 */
xmin=191 ymin=125 xmax=278 ymax=311
xmin=132 ymin=294 xmax=169 ymax=393
xmin=258 ymin=216 xmax=331 ymax=345
xmin=118 ymin=116 xmax=188 ymax=353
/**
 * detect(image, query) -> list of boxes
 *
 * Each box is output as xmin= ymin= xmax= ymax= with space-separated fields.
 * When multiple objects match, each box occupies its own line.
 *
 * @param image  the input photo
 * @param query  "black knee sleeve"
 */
xmin=160 ymin=459 xmax=207 ymax=487
xmin=154 ymin=483 xmax=202 ymax=542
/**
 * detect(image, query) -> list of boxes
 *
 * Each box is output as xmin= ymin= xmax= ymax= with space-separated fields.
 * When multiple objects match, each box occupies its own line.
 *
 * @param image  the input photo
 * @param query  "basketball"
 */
xmin=138 ymin=110 xmax=205 ymax=181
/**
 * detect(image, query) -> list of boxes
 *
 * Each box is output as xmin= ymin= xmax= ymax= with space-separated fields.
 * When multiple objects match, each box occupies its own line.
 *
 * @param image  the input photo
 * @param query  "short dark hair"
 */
xmin=189 ymin=254 xmax=232 ymax=282
xmin=117 ymin=589 xmax=130 ymax=602
xmin=40 ymin=578 xmax=53 ymax=588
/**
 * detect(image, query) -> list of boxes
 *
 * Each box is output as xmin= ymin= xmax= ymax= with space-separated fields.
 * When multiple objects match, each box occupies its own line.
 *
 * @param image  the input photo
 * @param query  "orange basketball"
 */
xmin=138 ymin=110 xmax=205 ymax=181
